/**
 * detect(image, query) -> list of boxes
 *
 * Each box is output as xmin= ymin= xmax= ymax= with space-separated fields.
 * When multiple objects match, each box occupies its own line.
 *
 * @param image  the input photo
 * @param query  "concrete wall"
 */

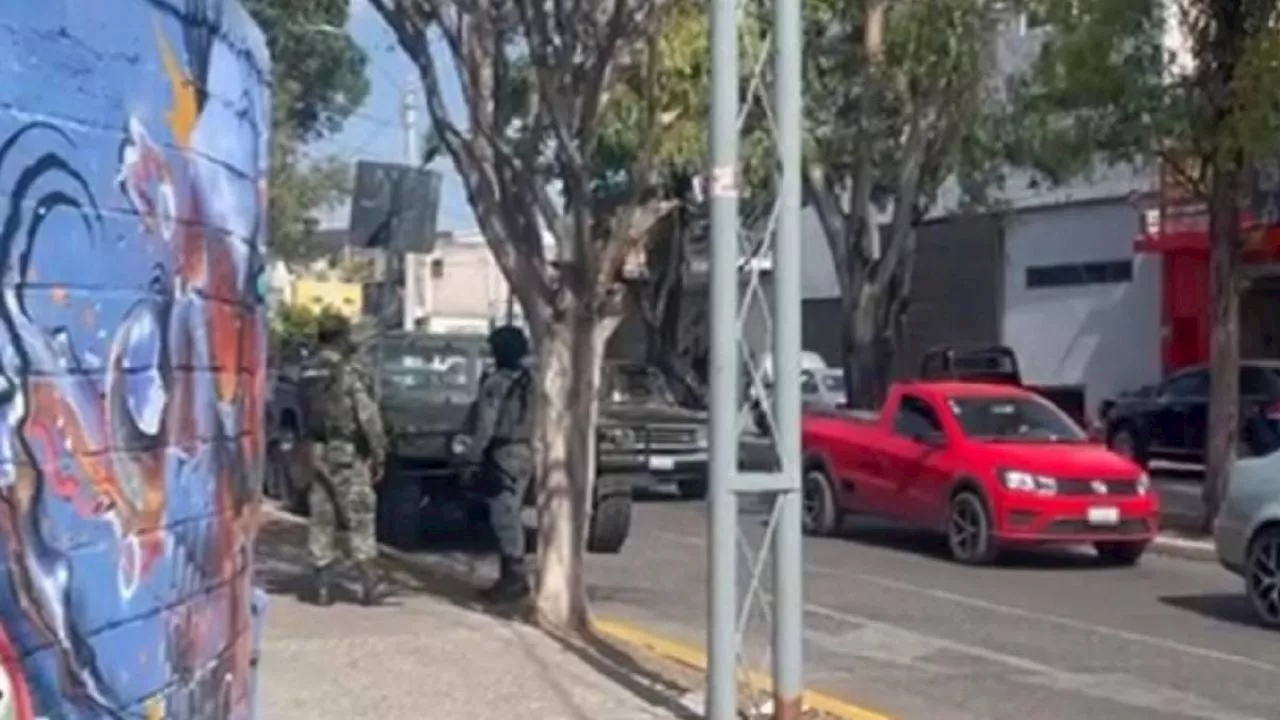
xmin=0 ymin=1 xmax=269 ymax=718
xmin=1002 ymin=200 xmax=1162 ymax=415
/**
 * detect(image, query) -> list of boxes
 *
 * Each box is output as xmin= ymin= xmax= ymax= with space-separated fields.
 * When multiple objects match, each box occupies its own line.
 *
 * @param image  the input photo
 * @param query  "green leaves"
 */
xmin=244 ymin=0 xmax=371 ymax=264
xmin=804 ymin=0 xmax=1008 ymax=211
xmin=593 ymin=0 xmax=773 ymax=210
xmin=244 ymin=0 xmax=371 ymax=142
xmin=1004 ymin=0 xmax=1172 ymax=184
xmin=1008 ymin=0 xmax=1280 ymax=193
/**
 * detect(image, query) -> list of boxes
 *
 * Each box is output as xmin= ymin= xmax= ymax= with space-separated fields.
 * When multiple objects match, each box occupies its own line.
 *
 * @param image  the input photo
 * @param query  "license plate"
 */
xmin=1087 ymin=506 xmax=1120 ymax=526
xmin=649 ymin=456 xmax=675 ymax=471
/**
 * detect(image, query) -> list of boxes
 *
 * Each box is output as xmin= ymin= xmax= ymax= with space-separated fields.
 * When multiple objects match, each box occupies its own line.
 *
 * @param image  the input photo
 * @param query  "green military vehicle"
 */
xmin=374 ymin=332 xmax=713 ymax=554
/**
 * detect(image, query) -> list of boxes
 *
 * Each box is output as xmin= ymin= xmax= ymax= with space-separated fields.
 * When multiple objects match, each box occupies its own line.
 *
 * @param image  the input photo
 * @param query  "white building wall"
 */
xmin=1001 ymin=200 xmax=1163 ymax=415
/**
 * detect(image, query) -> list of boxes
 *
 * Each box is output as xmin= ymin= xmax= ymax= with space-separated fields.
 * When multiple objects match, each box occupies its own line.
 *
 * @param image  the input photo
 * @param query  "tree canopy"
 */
xmin=244 ymin=0 xmax=371 ymax=264
xmin=803 ymin=0 xmax=1011 ymax=405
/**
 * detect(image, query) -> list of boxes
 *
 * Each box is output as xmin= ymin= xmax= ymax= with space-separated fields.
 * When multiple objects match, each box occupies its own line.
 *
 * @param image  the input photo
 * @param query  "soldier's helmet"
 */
xmin=315 ymin=311 xmax=352 ymax=349
xmin=488 ymin=324 xmax=529 ymax=367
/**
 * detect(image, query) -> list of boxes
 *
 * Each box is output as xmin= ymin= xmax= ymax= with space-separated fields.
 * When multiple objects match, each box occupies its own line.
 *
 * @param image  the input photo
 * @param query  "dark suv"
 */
xmin=1101 ymin=361 xmax=1280 ymax=467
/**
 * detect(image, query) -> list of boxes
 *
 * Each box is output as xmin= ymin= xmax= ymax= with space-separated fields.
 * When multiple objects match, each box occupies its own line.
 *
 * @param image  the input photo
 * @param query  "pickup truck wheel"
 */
xmin=1095 ymin=541 xmax=1147 ymax=567
xmin=803 ymin=468 xmax=841 ymax=537
xmin=377 ymin=474 xmax=424 ymax=550
xmin=586 ymin=492 xmax=632 ymax=554
xmin=947 ymin=491 xmax=998 ymax=565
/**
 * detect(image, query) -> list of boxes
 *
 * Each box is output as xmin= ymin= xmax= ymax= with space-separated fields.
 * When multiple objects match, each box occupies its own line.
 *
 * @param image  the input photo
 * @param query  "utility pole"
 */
xmin=706 ymin=0 xmax=741 ymax=715
xmin=401 ymin=86 xmax=418 ymax=332
xmin=706 ymin=0 xmax=804 ymax=716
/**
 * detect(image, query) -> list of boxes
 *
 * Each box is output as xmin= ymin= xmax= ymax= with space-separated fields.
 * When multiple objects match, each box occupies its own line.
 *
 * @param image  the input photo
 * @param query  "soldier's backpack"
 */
xmin=297 ymin=358 xmax=359 ymax=442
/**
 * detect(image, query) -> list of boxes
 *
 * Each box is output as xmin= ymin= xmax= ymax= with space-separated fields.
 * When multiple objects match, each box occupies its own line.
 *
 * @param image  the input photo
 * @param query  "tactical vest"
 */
xmin=298 ymin=356 xmax=359 ymax=442
xmin=491 ymin=368 xmax=533 ymax=443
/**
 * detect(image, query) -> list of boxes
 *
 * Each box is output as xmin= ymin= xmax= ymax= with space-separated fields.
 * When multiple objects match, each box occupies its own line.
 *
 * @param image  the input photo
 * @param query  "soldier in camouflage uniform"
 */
xmin=464 ymin=325 xmax=535 ymax=602
xmin=301 ymin=313 xmax=389 ymax=606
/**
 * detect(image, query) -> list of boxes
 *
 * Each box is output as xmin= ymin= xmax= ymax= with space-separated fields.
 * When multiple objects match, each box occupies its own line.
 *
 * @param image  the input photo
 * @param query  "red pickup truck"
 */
xmin=801 ymin=381 xmax=1159 ymax=566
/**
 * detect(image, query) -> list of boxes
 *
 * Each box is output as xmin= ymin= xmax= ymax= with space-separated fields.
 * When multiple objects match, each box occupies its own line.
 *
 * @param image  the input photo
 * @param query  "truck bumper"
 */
xmin=643 ymin=451 xmax=708 ymax=480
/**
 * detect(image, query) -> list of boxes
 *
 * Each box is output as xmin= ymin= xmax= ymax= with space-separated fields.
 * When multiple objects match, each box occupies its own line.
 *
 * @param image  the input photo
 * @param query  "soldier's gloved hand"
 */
xmin=370 ymin=457 xmax=386 ymax=485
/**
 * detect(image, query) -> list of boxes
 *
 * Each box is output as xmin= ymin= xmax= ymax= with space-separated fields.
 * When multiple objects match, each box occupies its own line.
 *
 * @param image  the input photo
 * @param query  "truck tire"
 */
xmin=377 ymin=473 xmax=423 ymax=550
xmin=586 ymin=492 xmax=632 ymax=554
xmin=947 ymin=489 xmax=999 ymax=566
xmin=803 ymin=466 xmax=842 ymax=537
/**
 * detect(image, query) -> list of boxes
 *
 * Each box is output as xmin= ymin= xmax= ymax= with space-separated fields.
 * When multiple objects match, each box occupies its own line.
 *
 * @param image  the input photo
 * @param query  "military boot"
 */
xmin=311 ymin=564 xmax=335 ymax=607
xmin=357 ymin=561 xmax=390 ymax=607
xmin=480 ymin=556 xmax=530 ymax=603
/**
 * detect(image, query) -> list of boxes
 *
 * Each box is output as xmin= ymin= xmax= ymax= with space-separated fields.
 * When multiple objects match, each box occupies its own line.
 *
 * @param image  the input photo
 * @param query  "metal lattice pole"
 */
xmin=706 ymin=0 xmax=804 ymax=716
xmin=706 ymin=0 xmax=742 ymax=714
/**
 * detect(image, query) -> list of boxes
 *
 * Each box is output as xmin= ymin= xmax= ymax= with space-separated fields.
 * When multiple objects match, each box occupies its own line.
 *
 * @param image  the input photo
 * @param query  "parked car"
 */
xmin=597 ymin=361 xmax=710 ymax=498
xmin=1100 ymin=361 xmax=1280 ymax=467
xmin=1213 ymin=444 xmax=1280 ymax=629
xmin=801 ymin=380 xmax=1159 ymax=565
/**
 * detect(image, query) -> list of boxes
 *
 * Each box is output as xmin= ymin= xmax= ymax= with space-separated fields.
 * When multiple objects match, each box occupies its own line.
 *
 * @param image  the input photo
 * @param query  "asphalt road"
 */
xmin=584 ymin=477 xmax=1279 ymax=720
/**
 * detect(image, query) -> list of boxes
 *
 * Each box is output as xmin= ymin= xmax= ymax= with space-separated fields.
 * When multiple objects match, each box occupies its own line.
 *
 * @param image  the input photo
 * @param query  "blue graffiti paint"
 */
xmin=0 ymin=0 xmax=270 ymax=717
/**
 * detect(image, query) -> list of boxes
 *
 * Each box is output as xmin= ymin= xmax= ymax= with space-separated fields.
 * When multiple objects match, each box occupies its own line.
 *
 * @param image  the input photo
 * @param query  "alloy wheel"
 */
xmin=802 ymin=471 xmax=824 ymax=532
xmin=1247 ymin=531 xmax=1280 ymax=628
xmin=948 ymin=493 xmax=987 ymax=562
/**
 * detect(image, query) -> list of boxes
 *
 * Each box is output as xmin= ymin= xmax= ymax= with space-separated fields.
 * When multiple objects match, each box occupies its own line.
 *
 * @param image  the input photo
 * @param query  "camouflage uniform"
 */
xmin=302 ymin=341 xmax=388 ymax=606
xmin=466 ymin=326 xmax=534 ymax=601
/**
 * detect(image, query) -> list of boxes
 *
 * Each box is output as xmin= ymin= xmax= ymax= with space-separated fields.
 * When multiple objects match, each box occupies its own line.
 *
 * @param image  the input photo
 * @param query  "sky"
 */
xmin=309 ymin=0 xmax=476 ymax=232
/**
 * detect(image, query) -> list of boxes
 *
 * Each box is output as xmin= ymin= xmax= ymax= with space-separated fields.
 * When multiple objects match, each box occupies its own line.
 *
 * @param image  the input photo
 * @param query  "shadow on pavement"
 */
xmin=1158 ymin=593 xmax=1263 ymax=630
xmin=255 ymin=505 xmax=698 ymax=719
xmin=832 ymin=518 xmax=1123 ymax=571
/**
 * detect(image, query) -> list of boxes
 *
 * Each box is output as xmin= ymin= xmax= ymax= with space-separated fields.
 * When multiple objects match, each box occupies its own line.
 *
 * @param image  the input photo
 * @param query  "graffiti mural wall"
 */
xmin=0 ymin=0 xmax=270 ymax=717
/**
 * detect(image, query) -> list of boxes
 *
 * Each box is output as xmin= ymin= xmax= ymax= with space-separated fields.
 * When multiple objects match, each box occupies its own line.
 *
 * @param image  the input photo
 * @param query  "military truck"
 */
xmin=374 ymin=333 xmax=711 ymax=554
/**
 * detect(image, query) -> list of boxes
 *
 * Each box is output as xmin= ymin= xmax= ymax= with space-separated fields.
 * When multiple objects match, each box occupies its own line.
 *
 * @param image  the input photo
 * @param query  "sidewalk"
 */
xmin=254 ymin=509 xmax=689 ymax=720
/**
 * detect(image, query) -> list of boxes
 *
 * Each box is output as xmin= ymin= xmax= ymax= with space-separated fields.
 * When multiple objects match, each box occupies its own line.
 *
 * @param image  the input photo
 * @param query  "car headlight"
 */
xmin=599 ymin=426 xmax=636 ymax=447
xmin=450 ymin=434 xmax=472 ymax=456
xmin=1136 ymin=472 xmax=1151 ymax=496
xmin=1000 ymin=469 xmax=1058 ymax=496
xmin=694 ymin=426 xmax=708 ymax=448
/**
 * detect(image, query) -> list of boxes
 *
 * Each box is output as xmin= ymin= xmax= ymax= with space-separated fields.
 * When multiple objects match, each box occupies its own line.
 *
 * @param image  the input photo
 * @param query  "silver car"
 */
xmin=1214 ymin=449 xmax=1280 ymax=628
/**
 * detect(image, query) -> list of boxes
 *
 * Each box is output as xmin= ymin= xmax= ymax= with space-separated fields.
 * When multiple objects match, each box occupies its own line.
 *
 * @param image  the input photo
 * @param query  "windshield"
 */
xmin=380 ymin=342 xmax=476 ymax=392
xmin=948 ymin=395 xmax=1085 ymax=443
xmin=603 ymin=365 xmax=673 ymax=404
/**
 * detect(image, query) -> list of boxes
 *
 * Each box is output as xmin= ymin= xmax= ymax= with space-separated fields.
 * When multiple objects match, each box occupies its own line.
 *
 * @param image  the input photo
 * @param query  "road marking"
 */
xmin=592 ymin=617 xmax=894 ymax=720
xmin=652 ymin=529 xmax=1280 ymax=674
xmin=801 ymin=604 xmax=1265 ymax=720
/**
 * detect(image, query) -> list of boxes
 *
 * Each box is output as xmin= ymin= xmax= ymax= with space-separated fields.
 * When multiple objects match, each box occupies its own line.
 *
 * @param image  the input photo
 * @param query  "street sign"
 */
xmin=348 ymin=161 xmax=442 ymax=253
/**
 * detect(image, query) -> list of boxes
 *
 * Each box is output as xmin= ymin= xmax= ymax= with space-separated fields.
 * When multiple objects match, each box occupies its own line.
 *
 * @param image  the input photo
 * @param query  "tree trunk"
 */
xmin=1203 ymin=161 xmax=1244 ymax=532
xmin=841 ymin=282 xmax=887 ymax=409
xmin=533 ymin=302 xmax=614 ymax=632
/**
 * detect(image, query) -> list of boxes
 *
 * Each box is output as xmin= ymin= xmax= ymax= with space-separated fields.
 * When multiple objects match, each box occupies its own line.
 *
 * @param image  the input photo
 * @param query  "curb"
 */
xmin=592 ymin=618 xmax=892 ymax=720
xmin=1149 ymin=533 xmax=1217 ymax=563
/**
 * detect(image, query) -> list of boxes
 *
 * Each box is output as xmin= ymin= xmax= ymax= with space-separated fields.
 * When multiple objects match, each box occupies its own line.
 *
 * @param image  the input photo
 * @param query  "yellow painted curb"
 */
xmin=592 ymin=617 xmax=893 ymax=720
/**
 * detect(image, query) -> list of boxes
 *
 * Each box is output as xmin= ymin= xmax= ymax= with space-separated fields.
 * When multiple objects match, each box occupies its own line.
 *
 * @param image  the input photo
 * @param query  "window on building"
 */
xmin=1025 ymin=260 xmax=1133 ymax=289
xmin=430 ymin=258 xmax=445 ymax=278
